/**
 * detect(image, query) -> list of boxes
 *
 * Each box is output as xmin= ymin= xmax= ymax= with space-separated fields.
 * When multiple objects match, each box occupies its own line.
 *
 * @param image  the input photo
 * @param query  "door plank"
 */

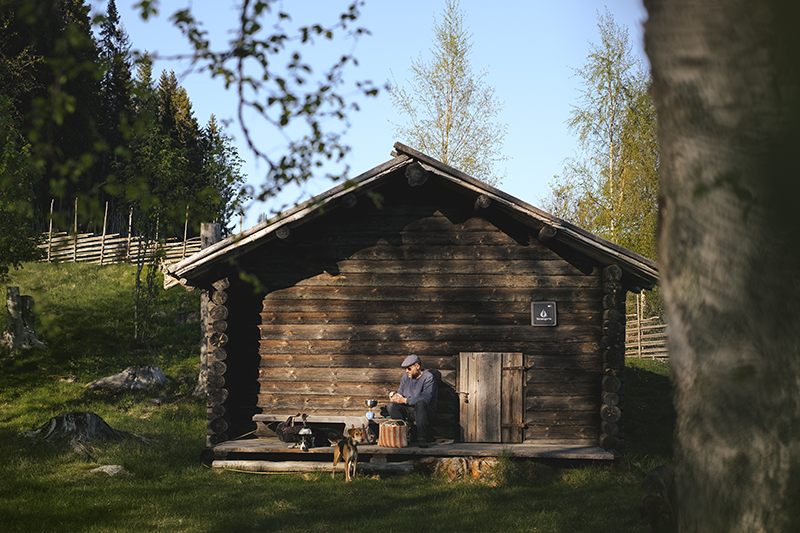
xmin=502 ymin=352 xmax=524 ymax=443
xmin=476 ymin=353 xmax=502 ymax=443
xmin=459 ymin=352 xmax=504 ymax=443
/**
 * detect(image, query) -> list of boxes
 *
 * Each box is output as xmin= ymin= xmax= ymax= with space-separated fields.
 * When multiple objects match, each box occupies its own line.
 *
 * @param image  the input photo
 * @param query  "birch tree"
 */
xmin=646 ymin=0 xmax=800 ymax=530
xmin=545 ymin=9 xmax=658 ymax=260
xmin=389 ymin=0 xmax=507 ymax=185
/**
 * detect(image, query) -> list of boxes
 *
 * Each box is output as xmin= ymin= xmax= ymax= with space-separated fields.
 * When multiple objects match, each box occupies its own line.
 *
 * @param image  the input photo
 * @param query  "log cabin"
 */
xmin=164 ymin=143 xmax=658 ymax=462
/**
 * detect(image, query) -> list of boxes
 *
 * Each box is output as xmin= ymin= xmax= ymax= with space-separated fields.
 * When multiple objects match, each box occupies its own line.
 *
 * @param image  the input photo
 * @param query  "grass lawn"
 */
xmin=0 ymin=263 xmax=675 ymax=532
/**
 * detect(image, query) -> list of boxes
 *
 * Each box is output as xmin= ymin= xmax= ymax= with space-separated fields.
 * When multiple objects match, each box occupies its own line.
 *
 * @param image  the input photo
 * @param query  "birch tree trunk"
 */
xmin=645 ymin=0 xmax=800 ymax=530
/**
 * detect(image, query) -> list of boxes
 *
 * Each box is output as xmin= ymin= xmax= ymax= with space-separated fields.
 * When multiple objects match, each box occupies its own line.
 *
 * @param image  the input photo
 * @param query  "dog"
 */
xmin=345 ymin=424 xmax=368 ymax=443
xmin=298 ymin=426 xmax=314 ymax=452
xmin=332 ymin=437 xmax=358 ymax=482
xmin=640 ymin=465 xmax=677 ymax=531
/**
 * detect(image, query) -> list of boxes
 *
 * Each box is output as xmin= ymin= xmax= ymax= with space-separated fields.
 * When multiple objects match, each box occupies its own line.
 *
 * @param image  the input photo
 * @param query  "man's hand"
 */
xmin=390 ymin=393 xmax=407 ymax=404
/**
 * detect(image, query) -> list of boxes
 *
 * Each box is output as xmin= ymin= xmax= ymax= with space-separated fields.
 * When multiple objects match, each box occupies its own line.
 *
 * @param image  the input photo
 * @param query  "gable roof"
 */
xmin=164 ymin=142 xmax=658 ymax=291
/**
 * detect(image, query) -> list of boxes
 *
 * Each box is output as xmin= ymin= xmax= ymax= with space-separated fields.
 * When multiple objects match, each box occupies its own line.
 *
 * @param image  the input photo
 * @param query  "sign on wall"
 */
xmin=531 ymin=302 xmax=557 ymax=326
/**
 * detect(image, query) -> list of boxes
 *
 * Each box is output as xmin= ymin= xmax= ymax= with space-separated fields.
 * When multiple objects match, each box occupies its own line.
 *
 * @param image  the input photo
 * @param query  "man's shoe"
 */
xmin=418 ymin=440 xmax=429 ymax=448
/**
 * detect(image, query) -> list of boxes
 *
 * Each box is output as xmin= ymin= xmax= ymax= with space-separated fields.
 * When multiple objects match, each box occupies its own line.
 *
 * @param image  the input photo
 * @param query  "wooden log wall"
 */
xmin=206 ymin=278 xmax=230 ymax=446
xmin=598 ymin=264 xmax=625 ymax=452
xmin=255 ymin=184 xmax=605 ymax=443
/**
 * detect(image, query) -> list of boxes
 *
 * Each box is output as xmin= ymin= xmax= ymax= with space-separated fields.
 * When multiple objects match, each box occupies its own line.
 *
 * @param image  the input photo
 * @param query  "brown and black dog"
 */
xmin=332 ymin=437 xmax=358 ymax=482
xmin=345 ymin=424 xmax=368 ymax=443
xmin=640 ymin=465 xmax=677 ymax=531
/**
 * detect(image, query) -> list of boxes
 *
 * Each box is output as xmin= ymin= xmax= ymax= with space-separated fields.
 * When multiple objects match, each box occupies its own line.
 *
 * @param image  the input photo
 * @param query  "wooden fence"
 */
xmin=38 ymin=232 xmax=202 ymax=265
xmin=625 ymin=316 xmax=668 ymax=359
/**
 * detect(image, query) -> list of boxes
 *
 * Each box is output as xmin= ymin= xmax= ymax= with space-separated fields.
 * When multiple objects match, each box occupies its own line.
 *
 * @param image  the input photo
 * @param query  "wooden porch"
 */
xmin=210 ymin=436 xmax=617 ymax=474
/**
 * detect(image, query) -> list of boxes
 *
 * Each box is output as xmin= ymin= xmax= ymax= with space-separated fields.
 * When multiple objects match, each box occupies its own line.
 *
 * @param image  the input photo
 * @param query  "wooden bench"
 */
xmin=253 ymin=414 xmax=387 ymax=424
xmin=252 ymin=413 xmax=392 ymax=438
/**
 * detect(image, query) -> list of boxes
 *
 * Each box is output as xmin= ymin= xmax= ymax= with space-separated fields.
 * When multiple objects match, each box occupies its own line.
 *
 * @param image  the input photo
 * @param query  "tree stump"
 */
xmin=1 ymin=286 xmax=46 ymax=356
xmin=19 ymin=412 xmax=149 ymax=451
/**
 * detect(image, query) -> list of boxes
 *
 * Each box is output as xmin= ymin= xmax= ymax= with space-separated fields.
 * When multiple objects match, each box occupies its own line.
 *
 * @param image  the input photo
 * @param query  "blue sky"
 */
xmin=91 ymin=1 xmax=649 ymax=229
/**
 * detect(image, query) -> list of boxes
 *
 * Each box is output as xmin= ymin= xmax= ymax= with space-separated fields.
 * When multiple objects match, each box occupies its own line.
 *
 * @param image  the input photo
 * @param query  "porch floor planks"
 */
xmin=212 ymin=437 xmax=615 ymax=461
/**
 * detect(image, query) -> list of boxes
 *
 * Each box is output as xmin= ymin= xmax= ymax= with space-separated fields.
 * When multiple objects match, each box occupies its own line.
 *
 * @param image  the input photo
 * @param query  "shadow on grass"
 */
xmin=0 ymin=445 xmax=651 ymax=533
xmin=624 ymin=358 xmax=676 ymax=459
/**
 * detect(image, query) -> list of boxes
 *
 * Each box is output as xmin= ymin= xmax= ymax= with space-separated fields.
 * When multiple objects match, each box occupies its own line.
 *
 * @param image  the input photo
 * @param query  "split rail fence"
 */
xmin=38 ymin=200 xmax=207 ymax=266
xmin=38 ymin=232 xmax=202 ymax=265
xmin=625 ymin=316 xmax=668 ymax=359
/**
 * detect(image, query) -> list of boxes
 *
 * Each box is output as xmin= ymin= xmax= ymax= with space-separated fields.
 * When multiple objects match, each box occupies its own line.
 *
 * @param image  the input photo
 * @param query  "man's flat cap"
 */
xmin=401 ymin=354 xmax=421 ymax=367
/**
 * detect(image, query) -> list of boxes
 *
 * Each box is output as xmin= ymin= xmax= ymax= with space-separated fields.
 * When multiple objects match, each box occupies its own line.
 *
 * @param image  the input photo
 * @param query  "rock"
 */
xmin=86 ymin=366 xmax=168 ymax=390
xmin=173 ymin=311 xmax=200 ymax=324
xmin=418 ymin=456 xmax=500 ymax=482
xmin=468 ymin=457 xmax=499 ymax=478
xmin=91 ymin=465 xmax=129 ymax=476
xmin=175 ymin=376 xmax=196 ymax=386
xmin=147 ymin=394 xmax=185 ymax=406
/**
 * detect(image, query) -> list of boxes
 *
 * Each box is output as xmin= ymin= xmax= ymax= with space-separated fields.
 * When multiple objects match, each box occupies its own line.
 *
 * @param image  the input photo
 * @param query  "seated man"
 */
xmin=387 ymin=354 xmax=437 ymax=448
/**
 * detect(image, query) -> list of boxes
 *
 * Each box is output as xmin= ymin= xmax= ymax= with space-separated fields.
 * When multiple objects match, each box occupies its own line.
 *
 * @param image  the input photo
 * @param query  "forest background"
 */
xmin=0 ymin=0 xmax=248 ymax=265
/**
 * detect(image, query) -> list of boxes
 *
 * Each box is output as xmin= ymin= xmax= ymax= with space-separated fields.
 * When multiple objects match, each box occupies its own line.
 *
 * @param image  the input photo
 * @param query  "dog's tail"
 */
xmin=331 ymin=441 xmax=342 ymax=479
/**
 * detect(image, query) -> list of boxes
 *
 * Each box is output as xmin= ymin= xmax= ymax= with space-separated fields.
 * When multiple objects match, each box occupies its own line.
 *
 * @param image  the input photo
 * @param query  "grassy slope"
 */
xmin=0 ymin=263 xmax=675 ymax=533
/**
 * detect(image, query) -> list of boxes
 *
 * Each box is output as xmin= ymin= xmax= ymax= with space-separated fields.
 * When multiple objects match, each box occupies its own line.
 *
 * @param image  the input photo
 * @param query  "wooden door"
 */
xmin=458 ymin=352 xmax=524 ymax=443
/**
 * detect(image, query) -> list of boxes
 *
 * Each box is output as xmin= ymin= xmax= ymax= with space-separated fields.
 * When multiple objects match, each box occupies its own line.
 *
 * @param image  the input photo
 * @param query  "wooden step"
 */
xmin=212 ymin=459 xmax=414 ymax=473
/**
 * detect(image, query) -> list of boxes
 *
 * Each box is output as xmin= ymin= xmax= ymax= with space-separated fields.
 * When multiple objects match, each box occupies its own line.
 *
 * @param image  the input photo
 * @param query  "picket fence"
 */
xmin=625 ymin=316 xmax=668 ymax=359
xmin=38 ymin=232 xmax=202 ymax=265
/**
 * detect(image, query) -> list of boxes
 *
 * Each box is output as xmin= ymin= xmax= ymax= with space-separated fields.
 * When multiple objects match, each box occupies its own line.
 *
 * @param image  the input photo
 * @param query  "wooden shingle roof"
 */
xmin=164 ymin=142 xmax=658 ymax=291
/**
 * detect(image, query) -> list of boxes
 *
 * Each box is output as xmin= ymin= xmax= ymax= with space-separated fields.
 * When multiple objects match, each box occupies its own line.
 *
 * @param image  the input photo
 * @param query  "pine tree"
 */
xmin=200 ymin=115 xmax=248 ymax=235
xmin=0 ymin=94 xmax=43 ymax=279
xmin=0 ymin=10 xmax=41 ymax=106
xmin=157 ymin=71 xmax=203 ymax=186
xmin=119 ymin=65 xmax=239 ymax=239
xmin=6 ymin=0 xmax=102 ymax=228
xmin=98 ymin=0 xmax=133 ymax=175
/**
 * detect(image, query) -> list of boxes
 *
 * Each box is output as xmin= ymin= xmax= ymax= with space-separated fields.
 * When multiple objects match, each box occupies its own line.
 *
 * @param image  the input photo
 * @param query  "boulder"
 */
xmin=91 ymin=465 xmax=129 ymax=476
xmin=417 ymin=456 xmax=500 ymax=482
xmin=86 ymin=366 xmax=168 ymax=390
xmin=173 ymin=311 xmax=200 ymax=324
